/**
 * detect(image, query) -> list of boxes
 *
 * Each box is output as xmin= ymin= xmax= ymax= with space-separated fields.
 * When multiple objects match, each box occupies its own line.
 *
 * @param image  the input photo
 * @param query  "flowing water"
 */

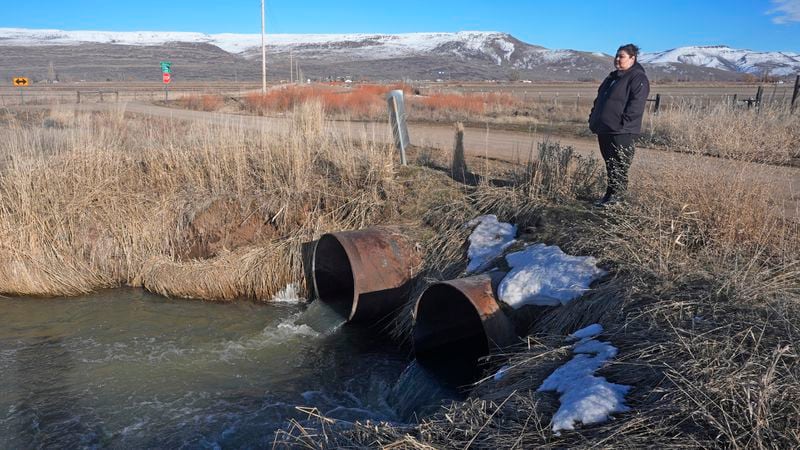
xmin=0 ymin=289 xmax=462 ymax=448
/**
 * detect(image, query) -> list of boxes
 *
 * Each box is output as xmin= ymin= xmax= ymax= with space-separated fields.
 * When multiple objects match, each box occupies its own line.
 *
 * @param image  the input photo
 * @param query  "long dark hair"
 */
xmin=617 ymin=43 xmax=641 ymax=61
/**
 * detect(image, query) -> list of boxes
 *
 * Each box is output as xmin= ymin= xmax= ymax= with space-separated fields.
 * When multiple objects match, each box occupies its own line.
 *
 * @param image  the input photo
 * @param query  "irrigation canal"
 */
xmin=0 ymin=289 xmax=461 ymax=448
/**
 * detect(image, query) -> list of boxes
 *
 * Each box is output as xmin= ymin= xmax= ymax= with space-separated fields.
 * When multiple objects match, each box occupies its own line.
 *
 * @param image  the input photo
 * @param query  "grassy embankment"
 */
xmin=0 ymin=103 xmax=407 ymax=299
xmin=1 ymin=100 xmax=798 ymax=447
xmin=267 ymin=101 xmax=794 ymax=446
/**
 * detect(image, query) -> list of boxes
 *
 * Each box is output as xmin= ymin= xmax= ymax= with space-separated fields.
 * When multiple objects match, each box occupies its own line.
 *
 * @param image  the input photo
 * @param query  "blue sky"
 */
xmin=5 ymin=0 xmax=800 ymax=53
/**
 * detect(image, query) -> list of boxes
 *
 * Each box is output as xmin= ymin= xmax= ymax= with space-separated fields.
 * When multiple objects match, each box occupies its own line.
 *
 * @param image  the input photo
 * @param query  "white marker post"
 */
xmin=261 ymin=0 xmax=267 ymax=93
xmin=387 ymin=89 xmax=410 ymax=165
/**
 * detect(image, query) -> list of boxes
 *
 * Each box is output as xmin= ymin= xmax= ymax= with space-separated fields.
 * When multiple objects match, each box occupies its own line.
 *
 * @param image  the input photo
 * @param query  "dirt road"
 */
xmin=9 ymin=101 xmax=800 ymax=217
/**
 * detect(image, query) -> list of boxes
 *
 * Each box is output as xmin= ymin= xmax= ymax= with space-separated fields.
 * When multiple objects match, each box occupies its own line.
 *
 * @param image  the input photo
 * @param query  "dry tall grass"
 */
xmin=643 ymin=101 xmax=800 ymax=165
xmin=0 ymin=102 xmax=398 ymax=299
xmin=230 ymin=83 xmax=800 ymax=167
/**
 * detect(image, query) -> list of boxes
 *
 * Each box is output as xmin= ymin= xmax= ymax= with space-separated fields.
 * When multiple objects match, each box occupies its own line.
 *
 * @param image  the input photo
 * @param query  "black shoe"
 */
xmin=594 ymin=195 xmax=623 ymax=208
xmin=594 ymin=193 xmax=611 ymax=207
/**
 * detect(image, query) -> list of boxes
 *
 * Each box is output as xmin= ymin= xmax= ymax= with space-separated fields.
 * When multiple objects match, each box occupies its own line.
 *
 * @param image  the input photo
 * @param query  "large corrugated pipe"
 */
xmin=412 ymin=273 xmax=518 ymax=384
xmin=312 ymin=227 xmax=421 ymax=322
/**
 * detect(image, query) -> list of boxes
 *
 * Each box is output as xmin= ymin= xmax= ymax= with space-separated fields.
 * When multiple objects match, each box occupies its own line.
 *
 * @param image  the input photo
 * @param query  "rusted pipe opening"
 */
xmin=414 ymin=284 xmax=488 ymax=362
xmin=412 ymin=275 xmax=518 ymax=385
xmin=312 ymin=235 xmax=355 ymax=318
xmin=312 ymin=228 xmax=420 ymax=323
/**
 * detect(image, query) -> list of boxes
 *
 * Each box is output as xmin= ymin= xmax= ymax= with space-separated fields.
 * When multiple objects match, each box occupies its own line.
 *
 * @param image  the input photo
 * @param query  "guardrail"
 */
xmin=0 ymin=87 xmax=244 ymax=106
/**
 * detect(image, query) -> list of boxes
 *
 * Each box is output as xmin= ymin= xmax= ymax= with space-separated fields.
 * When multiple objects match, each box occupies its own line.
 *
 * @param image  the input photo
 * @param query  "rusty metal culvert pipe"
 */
xmin=311 ymin=227 xmax=421 ymax=322
xmin=412 ymin=273 xmax=517 ymax=380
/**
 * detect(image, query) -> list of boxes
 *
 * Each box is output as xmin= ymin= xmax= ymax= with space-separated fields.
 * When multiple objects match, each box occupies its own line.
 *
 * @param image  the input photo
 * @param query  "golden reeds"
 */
xmin=0 ymin=103 xmax=397 ymax=300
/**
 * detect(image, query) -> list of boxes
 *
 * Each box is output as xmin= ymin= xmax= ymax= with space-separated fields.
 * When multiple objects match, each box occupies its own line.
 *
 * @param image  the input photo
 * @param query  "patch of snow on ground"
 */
xmin=537 ymin=324 xmax=630 ymax=433
xmin=270 ymin=284 xmax=304 ymax=303
xmin=569 ymin=324 xmax=604 ymax=341
xmin=498 ymin=244 xmax=606 ymax=308
xmin=537 ymin=49 xmax=572 ymax=62
xmin=465 ymin=215 xmax=517 ymax=273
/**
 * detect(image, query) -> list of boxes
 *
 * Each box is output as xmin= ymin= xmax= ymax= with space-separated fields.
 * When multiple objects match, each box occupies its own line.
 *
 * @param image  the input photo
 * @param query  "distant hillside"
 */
xmin=640 ymin=45 xmax=800 ymax=77
xmin=0 ymin=28 xmax=795 ymax=83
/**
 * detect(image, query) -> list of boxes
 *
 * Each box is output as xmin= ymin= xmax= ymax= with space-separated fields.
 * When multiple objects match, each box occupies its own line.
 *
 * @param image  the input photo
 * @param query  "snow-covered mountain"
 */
xmin=0 ymin=28 xmax=796 ymax=82
xmin=640 ymin=45 xmax=800 ymax=76
xmin=0 ymin=27 xmax=576 ymax=66
xmin=0 ymin=27 xmax=611 ymax=81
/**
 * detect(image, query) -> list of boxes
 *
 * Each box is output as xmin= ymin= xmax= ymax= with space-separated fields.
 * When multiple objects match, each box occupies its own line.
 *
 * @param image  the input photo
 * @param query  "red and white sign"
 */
xmin=162 ymin=72 xmax=171 ymax=84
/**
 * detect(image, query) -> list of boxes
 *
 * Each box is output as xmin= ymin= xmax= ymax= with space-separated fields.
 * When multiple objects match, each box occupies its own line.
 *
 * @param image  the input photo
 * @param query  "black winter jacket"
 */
xmin=589 ymin=62 xmax=650 ymax=135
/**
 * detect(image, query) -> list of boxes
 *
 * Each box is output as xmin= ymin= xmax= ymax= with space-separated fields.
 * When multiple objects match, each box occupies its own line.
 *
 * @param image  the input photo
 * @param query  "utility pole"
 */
xmin=261 ymin=0 xmax=267 ymax=93
xmin=290 ymin=50 xmax=293 ymax=83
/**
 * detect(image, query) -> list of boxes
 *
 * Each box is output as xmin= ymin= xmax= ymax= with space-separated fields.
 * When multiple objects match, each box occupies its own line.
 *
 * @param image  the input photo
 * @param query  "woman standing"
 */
xmin=589 ymin=44 xmax=650 ymax=206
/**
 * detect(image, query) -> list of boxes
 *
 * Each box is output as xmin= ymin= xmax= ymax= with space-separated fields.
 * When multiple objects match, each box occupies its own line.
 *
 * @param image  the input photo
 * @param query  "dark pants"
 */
xmin=598 ymin=133 xmax=635 ymax=199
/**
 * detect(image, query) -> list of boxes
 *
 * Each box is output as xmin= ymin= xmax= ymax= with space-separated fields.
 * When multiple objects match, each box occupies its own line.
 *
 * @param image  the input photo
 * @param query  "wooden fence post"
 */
xmin=654 ymin=93 xmax=661 ymax=115
xmin=731 ymin=94 xmax=737 ymax=109
xmin=755 ymin=86 xmax=764 ymax=113
xmin=99 ymin=91 xmax=104 ymax=103
xmin=791 ymin=75 xmax=800 ymax=114
xmin=768 ymin=83 xmax=777 ymax=107
xmin=76 ymin=91 xmax=81 ymax=104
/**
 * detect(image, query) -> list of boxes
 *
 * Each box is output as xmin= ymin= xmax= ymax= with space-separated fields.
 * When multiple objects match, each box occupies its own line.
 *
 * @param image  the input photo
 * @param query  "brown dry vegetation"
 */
xmin=2 ymin=101 xmax=798 ymax=448
xmin=275 ymin=140 xmax=800 ymax=447
xmin=641 ymin=101 xmax=800 ymax=165
xmin=242 ymin=84 xmax=413 ymax=119
xmin=188 ymin=82 xmax=800 ymax=166
xmin=0 ymin=102 xmax=401 ymax=299
xmin=174 ymin=93 xmax=226 ymax=112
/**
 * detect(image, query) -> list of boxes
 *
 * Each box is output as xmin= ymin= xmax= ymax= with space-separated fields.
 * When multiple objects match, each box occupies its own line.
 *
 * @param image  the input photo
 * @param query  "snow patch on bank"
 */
xmin=498 ymin=244 xmax=606 ymax=308
xmin=569 ymin=323 xmax=603 ymax=340
xmin=537 ymin=324 xmax=630 ymax=433
xmin=465 ymin=215 xmax=517 ymax=273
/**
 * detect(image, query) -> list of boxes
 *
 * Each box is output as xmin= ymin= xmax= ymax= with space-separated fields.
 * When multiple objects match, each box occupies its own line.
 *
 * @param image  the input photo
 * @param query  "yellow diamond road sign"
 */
xmin=13 ymin=77 xmax=29 ymax=87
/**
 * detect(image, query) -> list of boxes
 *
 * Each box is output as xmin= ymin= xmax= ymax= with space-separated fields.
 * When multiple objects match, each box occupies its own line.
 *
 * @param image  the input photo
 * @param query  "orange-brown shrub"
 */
xmin=175 ymin=94 xmax=224 ymax=112
xmin=243 ymin=86 xmax=321 ymax=114
xmin=410 ymin=92 xmax=518 ymax=118
xmin=243 ymin=84 xmax=410 ymax=117
xmin=319 ymin=88 xmax=382 ymax=116
xmin=416 ymin=93 xmax=485 ymax=115
xmin=353 ymin=83 xmax=415 ymax=97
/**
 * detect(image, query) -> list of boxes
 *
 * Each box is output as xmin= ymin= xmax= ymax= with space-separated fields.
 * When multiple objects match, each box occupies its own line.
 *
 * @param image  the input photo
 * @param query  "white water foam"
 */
xmin=270 ymin=284 xmax=304 ymax=303
xmin=215 ymin=313 xmax=321 ymax=362
xmin=68 ymin=336 xmax=195 ymax=364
